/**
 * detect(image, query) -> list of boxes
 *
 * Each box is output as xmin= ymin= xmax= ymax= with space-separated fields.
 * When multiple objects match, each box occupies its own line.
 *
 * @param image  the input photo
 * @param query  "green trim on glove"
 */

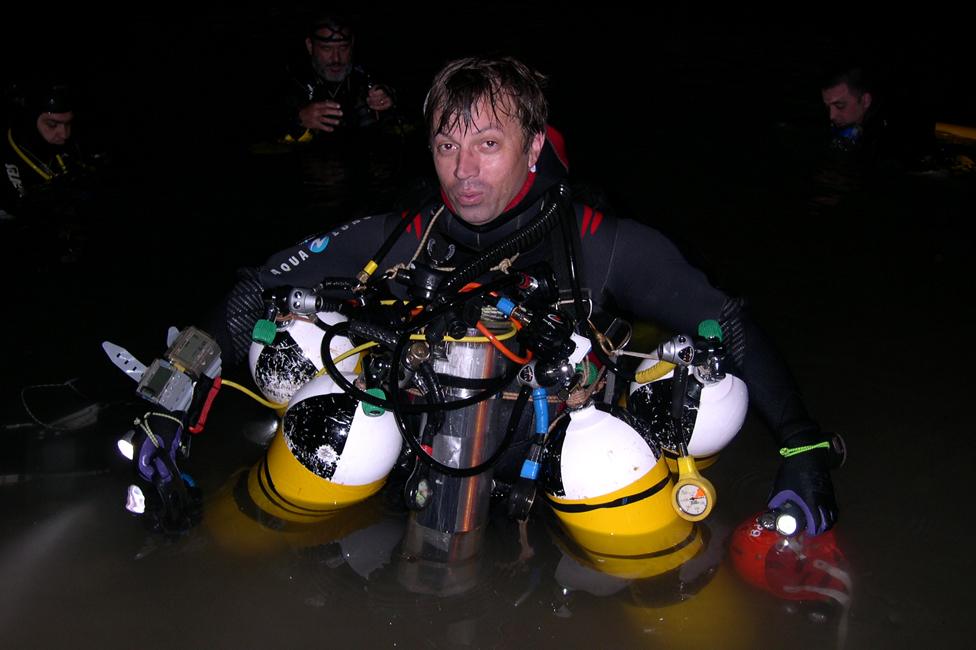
xmin=779 ymin=441 xmax=830 ymax=458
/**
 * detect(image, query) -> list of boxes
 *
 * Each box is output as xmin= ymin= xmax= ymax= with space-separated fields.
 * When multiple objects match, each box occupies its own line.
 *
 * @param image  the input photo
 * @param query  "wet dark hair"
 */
xmin=424 ymin=57 xmax=548 ymax=149
xmin=821 ymin=66 xmax=871 ymax=98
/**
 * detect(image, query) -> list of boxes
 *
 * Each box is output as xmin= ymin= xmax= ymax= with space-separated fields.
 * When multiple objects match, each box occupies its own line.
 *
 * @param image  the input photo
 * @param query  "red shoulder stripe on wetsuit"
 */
xmin=403 ymin=210 xmax=423 ymax=240
xmin=545 ymin=125 xmax=570 ymax=172
xmin=590 ymin=210 xmax=603 ymax=235
xmin=581 ymin=205 xmax=593 ymax=236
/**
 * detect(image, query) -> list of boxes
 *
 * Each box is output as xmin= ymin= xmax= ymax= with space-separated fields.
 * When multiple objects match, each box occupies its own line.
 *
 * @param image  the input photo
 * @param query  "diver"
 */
xmin=820 ymin=64 xmax=935 ymax=170
xmin=213 ymin=56 xmax=842 ymax=539
xmin=1 ymin=82 xmax=101 ymax=263
xmin=268 ymin=13 xmax=408 ymax=228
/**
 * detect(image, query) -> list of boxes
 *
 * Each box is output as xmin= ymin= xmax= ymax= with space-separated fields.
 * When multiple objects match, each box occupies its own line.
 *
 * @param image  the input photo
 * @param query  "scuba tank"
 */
xmin=250 ymin=371 xmax=402 ymax=523
xmin=540 ymin=403 xmax=697 ymax=570
xmin=248 ymin=286 xmax=356 ymax=406
xmin=628 ymin=322 xmax=748 ymax=467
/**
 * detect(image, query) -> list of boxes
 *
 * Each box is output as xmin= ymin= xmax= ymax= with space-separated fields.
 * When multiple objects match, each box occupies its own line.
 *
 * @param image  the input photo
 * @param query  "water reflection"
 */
xmin=143 ymin=442 xmax=851 ymax=649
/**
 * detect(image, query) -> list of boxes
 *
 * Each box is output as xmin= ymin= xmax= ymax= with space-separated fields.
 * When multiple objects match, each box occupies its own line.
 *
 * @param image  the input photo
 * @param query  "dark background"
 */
xmin=5 ymin=5 xmax=974 ymax=188
xmin=2 ymin=5 xmax=973 ymax=386
xmin=3 ymin=2 xmax=975 ymax=406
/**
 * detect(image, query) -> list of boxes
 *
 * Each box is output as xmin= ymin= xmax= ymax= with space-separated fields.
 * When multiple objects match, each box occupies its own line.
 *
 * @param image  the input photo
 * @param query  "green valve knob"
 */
xmin=575 ymin=362 xmax=599 ymax=386
xmin=698 ymin=319 xmax=723 ymax=342
xmin=362 ymin=388 xmax=387 ymax=417
xmin=251 ymin=319 xmax=277 ymax=345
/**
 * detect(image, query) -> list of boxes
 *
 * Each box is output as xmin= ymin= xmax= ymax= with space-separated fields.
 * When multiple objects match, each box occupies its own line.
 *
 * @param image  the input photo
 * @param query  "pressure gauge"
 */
xmin=671 ymin=456 xmax=716 ymax=522
xmin=675 ymin=482 xmax=710 ymax=517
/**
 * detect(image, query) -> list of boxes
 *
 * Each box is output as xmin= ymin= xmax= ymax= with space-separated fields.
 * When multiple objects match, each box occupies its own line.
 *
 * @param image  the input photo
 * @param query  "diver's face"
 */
xmin=822 ymin=83 xmax=872 ymax=128
xmin=306 ymin=30 xmax=354 ymax=82
xmin=432 ymin=98 xmax=544 ymax=226
xmin=36 ymin=111 xmax=73 ymax=145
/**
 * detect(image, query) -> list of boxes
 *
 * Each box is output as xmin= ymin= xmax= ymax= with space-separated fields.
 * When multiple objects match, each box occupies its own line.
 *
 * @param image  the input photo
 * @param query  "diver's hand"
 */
xmin=767 ymin=432 xmax=842 ymax=536
xmin=130 ymin=411 xmax=187 ymax=488
xmin=299 ymin=100 xmax=343 ymax=132
xmin=366 ymin=86 xmax=393 ymax=112
xmin=125 ymin=410 xmax=201 ymax=535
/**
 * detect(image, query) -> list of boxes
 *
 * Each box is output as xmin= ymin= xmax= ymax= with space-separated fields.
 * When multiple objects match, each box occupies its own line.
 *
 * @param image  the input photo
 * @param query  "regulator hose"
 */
xmin=413 ymin=361 xmax=445 ymax=444
xmin=319 ymin=321 xmax=515 ymax=414
xmin=435 ymin=184 xmax=568 ymax=299
xmin=551 ymin=186 xmax=636 ymax=382
xmin=395 ymin=384 xmax=531 ymax=477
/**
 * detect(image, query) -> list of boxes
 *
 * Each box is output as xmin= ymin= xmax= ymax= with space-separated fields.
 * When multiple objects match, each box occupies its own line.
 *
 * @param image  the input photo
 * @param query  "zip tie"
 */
xmin=779 ymin=441 xmax=830 ymax=458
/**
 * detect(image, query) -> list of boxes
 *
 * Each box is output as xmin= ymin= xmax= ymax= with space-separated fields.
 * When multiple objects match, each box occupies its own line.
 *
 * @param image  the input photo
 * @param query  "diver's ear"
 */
xmin=527 ymin=131 xmax=545 ymax=171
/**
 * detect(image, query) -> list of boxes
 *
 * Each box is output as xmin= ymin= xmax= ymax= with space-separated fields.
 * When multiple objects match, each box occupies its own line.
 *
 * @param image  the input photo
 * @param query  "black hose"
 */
xmin=365 ymin=201 xmax=437 ymax=285
xmin=414 ymin=361 xmax=445 ymax=445
xmin=552 ymin=186 xmax=637 ymax=382
xmin=317 ymin=323 xmax=529 ymax=477
xmin=396 ymin=384 xmax=531 ymax=477
xmin=319 ymin=321 xmax=515 ymax=414
xmin=436 ymin=186 xmax=566 ymax=298
xmin=347 ymin=320 xmax=400 ymax=348
xmin=556 ymin=186 xmax=588 ymax=320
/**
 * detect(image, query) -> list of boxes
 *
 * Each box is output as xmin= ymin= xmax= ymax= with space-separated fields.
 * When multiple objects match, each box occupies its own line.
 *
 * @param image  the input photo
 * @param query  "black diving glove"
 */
xmin=767 ymin=431 xmax=845 ymax=536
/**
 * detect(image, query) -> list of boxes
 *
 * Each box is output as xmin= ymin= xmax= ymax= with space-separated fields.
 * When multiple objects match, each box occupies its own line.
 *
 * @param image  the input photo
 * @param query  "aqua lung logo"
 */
xmin=309 ymin=236 xmax=330 ymax=253
xmin=270 ymin=249 xmax=311 ymax=275
xmin=269 ymin=217 xmax=372 ymax=276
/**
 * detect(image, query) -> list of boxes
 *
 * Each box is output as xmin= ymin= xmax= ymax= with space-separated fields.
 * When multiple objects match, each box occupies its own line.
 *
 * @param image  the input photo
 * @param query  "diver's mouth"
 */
xmin=456 ymin=190 xmax=484 ymax=206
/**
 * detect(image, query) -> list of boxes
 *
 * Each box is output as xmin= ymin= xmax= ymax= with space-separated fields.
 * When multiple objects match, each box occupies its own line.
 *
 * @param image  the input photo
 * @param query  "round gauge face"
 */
xmin=675 ymin=482 xmax=709 ymax=516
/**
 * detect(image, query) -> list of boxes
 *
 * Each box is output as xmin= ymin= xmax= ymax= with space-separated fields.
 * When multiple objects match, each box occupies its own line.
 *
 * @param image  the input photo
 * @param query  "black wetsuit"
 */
xmin=217 ymin=147 xmax=818 ymax=452
xmin=277 ymin=63 xmax=405 ymax=222
xmin=1 ymin=124 xmax=84 ymax=218
xmin=1 ymin=123 xmax=96 ymax=270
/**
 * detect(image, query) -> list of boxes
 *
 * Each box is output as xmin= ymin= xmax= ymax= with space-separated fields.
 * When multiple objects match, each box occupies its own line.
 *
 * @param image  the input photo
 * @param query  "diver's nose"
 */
xmin=455 ymin=147 xmax=477 ymax=180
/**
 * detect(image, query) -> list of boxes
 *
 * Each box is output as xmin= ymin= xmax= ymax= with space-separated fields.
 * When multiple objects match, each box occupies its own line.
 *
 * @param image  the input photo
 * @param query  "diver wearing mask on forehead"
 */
xmin=216 ymin=57 xmax=841 ymax=539
xmin=267 ymin=13 xmax=405 ymax=226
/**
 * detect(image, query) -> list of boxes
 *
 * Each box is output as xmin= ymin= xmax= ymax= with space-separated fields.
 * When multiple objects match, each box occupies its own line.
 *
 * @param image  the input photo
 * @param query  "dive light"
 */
xmin=759 ymin=502 xmax=807 ymax=537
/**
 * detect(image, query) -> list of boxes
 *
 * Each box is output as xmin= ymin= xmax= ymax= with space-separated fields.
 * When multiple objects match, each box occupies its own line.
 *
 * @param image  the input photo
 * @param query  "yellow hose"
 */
xmin=634 ymin=361 xmax=676 ymax=384
xmin=222 ymin=379 xmax=286 ymax=410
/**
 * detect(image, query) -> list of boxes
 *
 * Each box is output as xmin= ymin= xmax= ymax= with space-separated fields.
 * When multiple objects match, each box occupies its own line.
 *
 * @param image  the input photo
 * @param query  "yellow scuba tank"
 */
xmin=540 ymin=403 xmax=693 ymax=571
xmin=248 ymin=372 xmax=401 ymax=523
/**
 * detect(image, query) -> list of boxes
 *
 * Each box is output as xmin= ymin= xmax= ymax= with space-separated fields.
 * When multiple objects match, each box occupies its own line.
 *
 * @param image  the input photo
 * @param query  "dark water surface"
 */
xmin=2 ymin=8 xmax=974 ymax=649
